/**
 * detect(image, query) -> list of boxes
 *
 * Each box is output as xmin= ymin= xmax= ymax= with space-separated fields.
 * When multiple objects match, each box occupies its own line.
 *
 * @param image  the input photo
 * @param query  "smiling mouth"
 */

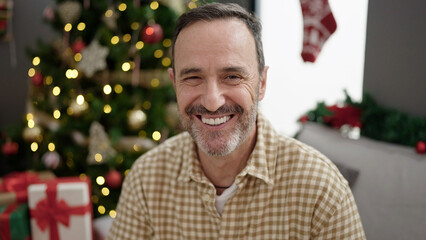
xmin=200 ymin=115 xmax=232 ymax=126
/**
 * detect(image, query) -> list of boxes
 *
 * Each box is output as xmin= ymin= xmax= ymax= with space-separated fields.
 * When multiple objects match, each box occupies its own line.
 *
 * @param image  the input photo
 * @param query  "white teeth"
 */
xmin=201 ymin=116 xmax=231 ymax=126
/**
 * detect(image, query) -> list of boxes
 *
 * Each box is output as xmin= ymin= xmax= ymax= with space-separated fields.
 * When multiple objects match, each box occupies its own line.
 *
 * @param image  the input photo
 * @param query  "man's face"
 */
xmin=169 ymin=18 xmax=267 ymax=156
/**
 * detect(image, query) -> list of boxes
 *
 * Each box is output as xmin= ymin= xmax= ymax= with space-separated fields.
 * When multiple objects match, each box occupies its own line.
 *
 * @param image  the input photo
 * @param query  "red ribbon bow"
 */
xmin=30 ymin=180 xmax=91 ymax=240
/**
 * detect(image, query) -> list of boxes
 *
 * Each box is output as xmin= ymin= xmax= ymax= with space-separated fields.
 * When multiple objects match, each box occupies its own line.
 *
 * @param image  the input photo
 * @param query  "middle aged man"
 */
xmin=108 ymin=3 xmax=366 ymax=239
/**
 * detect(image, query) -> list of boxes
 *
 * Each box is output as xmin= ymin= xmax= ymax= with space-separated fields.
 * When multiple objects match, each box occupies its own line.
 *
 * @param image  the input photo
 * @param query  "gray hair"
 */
xmin=171 ymin=3 xmax=265 ymax=75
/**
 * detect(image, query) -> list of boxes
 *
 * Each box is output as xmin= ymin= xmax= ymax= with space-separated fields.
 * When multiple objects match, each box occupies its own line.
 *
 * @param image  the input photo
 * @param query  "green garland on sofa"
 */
xmin=301 ymin=91 xmax=426 ymax=148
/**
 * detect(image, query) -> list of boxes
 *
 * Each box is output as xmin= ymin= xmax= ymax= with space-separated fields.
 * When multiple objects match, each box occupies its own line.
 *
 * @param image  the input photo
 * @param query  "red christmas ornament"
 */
xmin=2 ymin=141 xmax=19 ymax=156
xmin=415 ymin=141 xmax=426 ymax=154
xmin=105 ymin=169 xmax=123 ymax=189
xmin=31 ymin=71 xmax=44 ymax=86
xmin=323 ymin=105 xmax=362 ymax=129
xmin=72 ymin=39 xmax=86 ymax=53
xmin=141 ymin=23 xmax=163 ymax=44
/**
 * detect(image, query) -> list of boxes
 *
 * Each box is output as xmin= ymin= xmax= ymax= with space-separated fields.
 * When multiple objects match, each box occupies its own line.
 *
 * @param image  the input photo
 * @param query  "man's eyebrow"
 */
xmin=179 ymin=68 xmax=202 ymax=77
xmin=221 ymin=66 xmax=248 ymax=74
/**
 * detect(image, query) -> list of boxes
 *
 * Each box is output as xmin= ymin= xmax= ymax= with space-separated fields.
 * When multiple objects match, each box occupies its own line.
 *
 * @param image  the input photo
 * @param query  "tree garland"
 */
xmin=299 ymin=91 xmax=426 ymax=154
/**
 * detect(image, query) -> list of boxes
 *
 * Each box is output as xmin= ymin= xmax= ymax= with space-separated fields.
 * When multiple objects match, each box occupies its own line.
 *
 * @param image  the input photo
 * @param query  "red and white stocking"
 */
xmin=300 ymin=0 xmax=337 ymax=62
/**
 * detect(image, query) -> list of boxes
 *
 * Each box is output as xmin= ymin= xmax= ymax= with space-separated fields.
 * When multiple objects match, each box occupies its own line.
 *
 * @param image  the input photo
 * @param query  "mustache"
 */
xmin=185 ymin=104 xmax=244 ymax=115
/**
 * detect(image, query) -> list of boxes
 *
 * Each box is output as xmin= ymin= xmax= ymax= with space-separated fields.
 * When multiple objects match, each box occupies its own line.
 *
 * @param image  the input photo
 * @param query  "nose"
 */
xmin=200 ymin=79 xmax=225 ymax=112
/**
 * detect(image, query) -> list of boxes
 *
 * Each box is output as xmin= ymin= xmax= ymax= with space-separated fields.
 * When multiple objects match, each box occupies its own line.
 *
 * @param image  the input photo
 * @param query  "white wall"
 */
xmin=258 ymin=0 xmax=369 ymax=136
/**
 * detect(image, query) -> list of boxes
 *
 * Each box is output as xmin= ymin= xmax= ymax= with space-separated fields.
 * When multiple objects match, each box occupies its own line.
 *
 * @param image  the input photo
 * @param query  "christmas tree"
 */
xmin=0 ymin=0 xmax=207 ymax=218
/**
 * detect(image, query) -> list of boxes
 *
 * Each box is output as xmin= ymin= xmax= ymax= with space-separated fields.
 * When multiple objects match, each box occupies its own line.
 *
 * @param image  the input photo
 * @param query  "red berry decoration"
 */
xmin=415 ymin=141 xmax=426 ymax=154
xmin=31 ymin=71 xmax=44 ymax=86
xmin=105 ymin=169 xmax=123 ymax=189
xmin=141 ymin=23 xmax=163 ymax=44
xmin=2 ymin=141 xmax=19 ymax=156
xmin=72 ymin=39 xmax=86 ymax=53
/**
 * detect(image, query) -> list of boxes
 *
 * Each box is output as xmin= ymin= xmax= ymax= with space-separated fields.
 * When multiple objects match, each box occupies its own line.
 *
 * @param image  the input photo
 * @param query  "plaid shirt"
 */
xmin=108 ymin=113 xmax=365 ymax=239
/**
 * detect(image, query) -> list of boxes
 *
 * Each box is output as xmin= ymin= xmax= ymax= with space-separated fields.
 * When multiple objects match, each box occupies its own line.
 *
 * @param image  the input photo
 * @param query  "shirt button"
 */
xmin=202 ymin=194 xmax=210 ymax=202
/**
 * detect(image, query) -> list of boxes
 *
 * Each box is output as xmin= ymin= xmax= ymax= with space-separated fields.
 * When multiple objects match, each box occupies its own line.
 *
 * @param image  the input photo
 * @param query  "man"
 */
xmin=108 ymin=3 xmax=365 ymax=239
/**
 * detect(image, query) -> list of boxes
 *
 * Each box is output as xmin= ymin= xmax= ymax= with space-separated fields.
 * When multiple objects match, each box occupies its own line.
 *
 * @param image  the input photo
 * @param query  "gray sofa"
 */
xmin=297 ymin=122 xmax=426 ymax=240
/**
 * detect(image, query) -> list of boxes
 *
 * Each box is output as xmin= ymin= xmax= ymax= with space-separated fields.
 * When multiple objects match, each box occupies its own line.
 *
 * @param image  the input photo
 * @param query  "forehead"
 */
xmin=173 ymin=18 xmax=257 ymax=68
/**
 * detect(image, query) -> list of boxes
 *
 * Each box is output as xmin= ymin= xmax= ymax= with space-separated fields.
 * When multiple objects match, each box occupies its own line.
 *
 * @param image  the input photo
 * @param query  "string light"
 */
xmin=131 ymin=22 xmax=139 ymax=30
xmin=65 ymin=69 xmax=79 ymax=79
xmin=98 ymin=205 xmax=106 ymax=214
xmin=142 ymin=101 xmax=151 ymax=110
xmin=52 ymin=86 xmax=61 ymax=96
xmin=53 ymin=109 xmax=61 ymax=119
xmin=188 ymin=2 xmax=197 ymax=9
xmin=45 ymin=76 xmax=53 ymax=85
xmin=150 ymin=78 xmax=160 ymax=88
xmin=162 ymin=39 xmax=172 ymax=47
xmin=77 ymin=22 xmax=86 ymax=31
xmin=48 ymin=142 xmax=55 ymax=151
xmin=64 ymin=23 xmax=72 ymax=32
xmin=109 ymin=210 xmax=117 ymax=218
xmin=122 ymin=62 xmax=131 ymax=71
xmin=74 ymin=53 xmax=82 ymax=62
xmin=31 ymin=142 xmax=38 ymax=152
xmin=124 ymin=169 xmax=130 ymax=176
xmin=150 ymin=1 xmax=159 ymax=10
xmin=154 ymin=49 xmax=163 ymax=58
xmin=118 ymin=3 xmax=127 ymax=11
xmin=94 ymin=153 xmax=103 ymax=163
xmin=104 ymin=104 xmax=112 ymax=114
xmin=152 ymin=131 xmax=161 ymax=141
xmin=28 ymin=119 xmax=35 ymax=128
xmin=111 ymin=36 xmax=119 ymax=45
xmin=103 ymin=84 xmax=112 ymax=95
xmin=114 ymin=84 xmax=123 ymax=94
xmin=105 ymin=9 xmax=113 ymax=17
xmin=32 ymin=57 xmax=40 ymax=66
xmin=26 ymin=113 xmax=34 ymax=121
xmin=28 ymin=68 xmax=35 ymax=77
xmin=123 ymin=34 xmax=131 ymax=42
xmin=162 ymin=57 xmax=171 ymax=67
xmin=136 ymin=41 xmax=144 ymax=50
xmin=96 ymin=176 xmax=105 ymax=185
xmin=101 ymin=187 xmax=110 ymax=196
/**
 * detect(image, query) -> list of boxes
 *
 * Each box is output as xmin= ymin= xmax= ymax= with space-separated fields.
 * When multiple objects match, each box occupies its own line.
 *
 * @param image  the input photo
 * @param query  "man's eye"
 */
xmin=223 ymin=75 xmax=243 ymax=85
xmin=182 ymin=76 xmax=202 ymax=86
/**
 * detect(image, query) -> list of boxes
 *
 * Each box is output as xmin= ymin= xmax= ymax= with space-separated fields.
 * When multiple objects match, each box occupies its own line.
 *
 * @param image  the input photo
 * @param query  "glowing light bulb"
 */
xmin=31 ymin=142 xmax=38 ymax=152
xmin=64 ymin=23 xmax=72 ymax=32
xmin=150 ymin=1 xmax=159 ymax=10
xmin=122 ymin=62 xmax=131 ymax=72
xmin=118 ymin=3 xmax=127 ymax=11
xmin=32 ymin=57 xmax=40 ymax=66
xmin=52 ymin=86 xmax=61 ymax=96
xmin=94 ymin=153 xmax=103 ymax=162
xmin=77 ymin=22 xmax=86 ymax=31
xmin=101 ymin=187 xmax=110 ymax=196
xmin=96 ymin=176 xmax=105 ymax=185
xmin=104 ymin=104 xmax=112 ymax=114
xmin=53 ymin=109 xmax=61 ymax=119
xmin=136 ymin=41 xmax=144 ymax=50
xmin=98 ymin=205 xmax=106 ymax=214
xmin=48 ymin=142 xmax=55 ymax=151
xmin=103 ymin=84 xmax=112 ymax=95
xmin=152 ymin=131 xmax=161 ymax=141
xmin=114 ymin=84 xmax=123 ymax=94
xmin=111 ymin=36 xmax=119 ymax=45
xmin=76 ymin=95 xmax=85 ymax=105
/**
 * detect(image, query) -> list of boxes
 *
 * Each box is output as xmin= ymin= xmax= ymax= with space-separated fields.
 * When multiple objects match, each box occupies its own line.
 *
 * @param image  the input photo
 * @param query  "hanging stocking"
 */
xmin=300 ymin=0 xmax=337 ymax=62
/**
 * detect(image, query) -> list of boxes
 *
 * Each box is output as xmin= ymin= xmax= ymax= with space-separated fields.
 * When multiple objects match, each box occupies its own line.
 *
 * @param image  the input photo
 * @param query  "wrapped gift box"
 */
xmin=0 ymin=171 xmax=55 ymax=206
xmin=0 ymin=203 xmax=31 ymax=240
xmin=28 ymin=177 xmax=93 ymax=240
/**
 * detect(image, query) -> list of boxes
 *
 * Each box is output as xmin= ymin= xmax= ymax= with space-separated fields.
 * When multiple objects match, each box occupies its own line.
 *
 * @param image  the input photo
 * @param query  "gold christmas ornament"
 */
xmin=57 ymin=1 xmax=82 ymax=24
xmin=23 ymin=125 xmax=43 ymax=142
xmin=127 ymin=108 xmax=147 ymax=130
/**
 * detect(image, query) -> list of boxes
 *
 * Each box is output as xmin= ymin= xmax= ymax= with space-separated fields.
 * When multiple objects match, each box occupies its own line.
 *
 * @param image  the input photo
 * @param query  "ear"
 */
xmin=168 ymin=67 xmax=176 ymax=90
xmin=257 ymin=66 xmax=268 ymax=101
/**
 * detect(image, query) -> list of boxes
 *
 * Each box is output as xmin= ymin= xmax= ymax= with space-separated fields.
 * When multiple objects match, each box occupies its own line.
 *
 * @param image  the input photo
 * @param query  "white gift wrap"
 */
xmin=28 ymin=179 xmax=93 ymax=240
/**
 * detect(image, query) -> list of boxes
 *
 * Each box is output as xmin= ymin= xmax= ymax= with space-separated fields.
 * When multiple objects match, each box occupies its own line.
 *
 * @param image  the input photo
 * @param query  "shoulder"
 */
xmin=276 ymin=134 xmax=350 ymax=199
xmin=128 ymin=132 xmax=193 ymax=181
